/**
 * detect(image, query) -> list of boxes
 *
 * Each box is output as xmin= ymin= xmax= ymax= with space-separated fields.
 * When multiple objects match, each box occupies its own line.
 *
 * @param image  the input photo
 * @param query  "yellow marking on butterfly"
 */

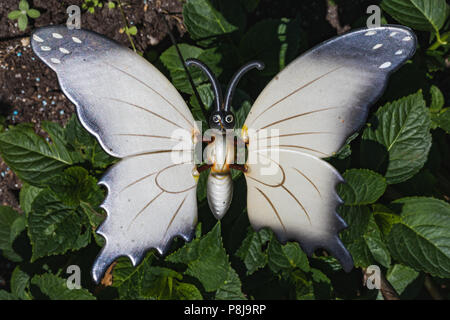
xmin=241 ymin=124 xmax=249 ymax=143
xmin=192 ymin=168 xmax=200 ymax=182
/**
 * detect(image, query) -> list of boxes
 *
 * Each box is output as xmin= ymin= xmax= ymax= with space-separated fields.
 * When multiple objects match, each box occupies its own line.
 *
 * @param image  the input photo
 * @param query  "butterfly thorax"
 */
xmin=205 ymin=131 xmax=235 ymax=174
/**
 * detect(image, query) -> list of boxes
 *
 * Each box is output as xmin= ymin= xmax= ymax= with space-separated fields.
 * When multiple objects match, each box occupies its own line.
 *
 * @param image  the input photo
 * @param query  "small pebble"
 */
xmin=59 ymin=110 xmax=65 ymax=115
xmin=42 ymin=100 xmax=47 ymax=106
xmin=37 ymin=94 xmax=41 ymax=99
xmin=36 ymin=77 xmax=40 ymax=82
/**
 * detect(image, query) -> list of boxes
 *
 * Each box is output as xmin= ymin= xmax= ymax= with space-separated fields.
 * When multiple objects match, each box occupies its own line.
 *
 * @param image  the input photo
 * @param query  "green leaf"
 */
xmin=373 ymin=205 xmax=402 ymax=236
xmin=196 ymin=170 xmax=209 ymax=202
xmin=160 ymin=44 xmax=222 ymax=94
xmin=175 ymin=282 xmax=203 ymax=300
xmin=0 ymin=290 xmax=16 ymax=300
xmin=108 ymin=1 xmax=116 ymax=9
xmin=235 ymin=227 xmax=271 ymax=275
xmin=183 ymin=0 xmax=238 ymax=39
xmin=364 ymin=216 xmax=391 ymax=267
xmin=167 ymin=223 xmax=245 ymax=299
xmin=28 ymin=190 xmax=89 ymax=261
xmin=429 ymin=85 xmax=444 ymax=112
xmin=387 ymin=197 xmax=450 ymax=278
xmin=47 ymin=167 xmax=103 ymax=207
xmin=267 ymin=235 xmax=310 ymax=273
xmin=0 ymin=206 xmax=26 ymax=262
xmin=113 ymin=254 xmax=202 ymax=299
xmin=79 ymin=202 xmax=105 ymax=246
xmin=27 ymin=9 xmax=40 ymax=19
xmin=339 ymin=206 xmax=373 ymax=267
xmin=337 ymin=169 xmax=387 ymax=205
xmin=386 ymin=264 xmax=419 ymax=295
xmin=126 ymin=26 xmax=137 ymax=36
xmin=19 ymin=183 xmax=43 ymax=215
xmin=362 ymin=91 xmax=432 ymax=184
xmin=31 ymin=273 xmax=95 ymax=300
xmin=214 ymin=267 xmax=245 ymax=300
xmin=0 ymin=124 xmax=73 ymax=186
xmin=381 ymin=0 xmax=448 ymax=33
xmin=19 ymin=0 xmax=29 ymax=11
xmin=433 ymin=108 xmax=450 ymax=134
xmin=189 ymin=83 xmax=215 ymax=117
xmin=17 ymin=14 xmax=28 ymax=31
xmin=240 ymin=17 xmax=304 ymax=77
xmin=340 ymin=206 xmax=391 ymax=268
xmin=7 ymin=10 xmax=22 ymax=20
xmin=64 ymin=115 xmax=116 ymax=169
xmin=112 ymin=254 xmax=154 ymax=299
xmin=11 ymin=267 xmax=32 ymax=300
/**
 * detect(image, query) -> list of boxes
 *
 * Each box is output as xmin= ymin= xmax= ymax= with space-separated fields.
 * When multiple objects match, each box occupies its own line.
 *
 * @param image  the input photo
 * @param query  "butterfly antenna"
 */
xmin=185 ymin=59 xmax=223 ymax=113
xmin=224 ymin=61 xmax=264 ymax=112
xmin=160 ymin=12 xmax=209 ymax=120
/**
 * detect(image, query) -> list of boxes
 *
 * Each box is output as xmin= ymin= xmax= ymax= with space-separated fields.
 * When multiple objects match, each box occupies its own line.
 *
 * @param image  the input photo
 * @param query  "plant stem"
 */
xmin=160 ymin=10 xmax=209 ymax=120
xmin=117 ymin=0 xmax=137 ymax=52
xmin=362 ymin=268 xmax=400 ymax=300
xmin=428 ymin=31 xmax=450 ymax=51
xmin=424 ymin=275 xmax=444 ymax=300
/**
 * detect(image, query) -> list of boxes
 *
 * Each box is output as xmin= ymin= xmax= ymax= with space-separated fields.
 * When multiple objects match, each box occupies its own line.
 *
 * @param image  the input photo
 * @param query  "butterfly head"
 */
xmin=209 ymin=110 xmax=235 ymax=130
xmin=185 ymin=58 xmax=264 ymax=131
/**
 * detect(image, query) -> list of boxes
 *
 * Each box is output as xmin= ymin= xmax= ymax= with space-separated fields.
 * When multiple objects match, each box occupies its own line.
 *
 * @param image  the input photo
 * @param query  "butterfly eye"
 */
xmin=212 ymin=115 xmax=221 ymax=123
xmin=225 ymin=115 xmax=234 ymax=123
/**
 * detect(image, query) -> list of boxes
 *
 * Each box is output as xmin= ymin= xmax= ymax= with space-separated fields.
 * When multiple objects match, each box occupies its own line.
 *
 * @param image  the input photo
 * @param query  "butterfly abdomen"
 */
xmin=207 ymin=172 xmax=233 ymax=220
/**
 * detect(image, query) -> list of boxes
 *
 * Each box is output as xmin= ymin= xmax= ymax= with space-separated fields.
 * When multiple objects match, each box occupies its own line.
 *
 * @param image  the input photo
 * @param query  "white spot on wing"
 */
xmin=50 ymin=58 xmax=61 ymax=64
xmin=372 ymin=43 xmax=383 ymax=50
xmin=40 ymin=46 xmax=51 ymax=51
xmin=52 ymin=33 xmax=63 ymax=39
xmin=365 ymin=30 xmax=377 ymax=36
xmin=33 ymin=34 xmax=44 ymax=42
xmin=395 ymin=50 xmax=403 ymax=55
xmin=379 ymin=62 xmax=392 ymax=69
xmin=390 ymin=32 xmax=398 ymax=37
xmin=402 ymin=36 xmax=412 ymax=42
xmin=59 ymin=47 xmax=70 ymax=54
xmin=72 ymin=37 xmax=82 ymax=43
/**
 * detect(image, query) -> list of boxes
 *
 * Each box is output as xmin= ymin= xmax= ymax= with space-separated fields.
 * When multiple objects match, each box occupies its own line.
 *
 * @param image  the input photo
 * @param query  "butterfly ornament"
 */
xmin=31 ymin=25 xmax=416 ymax=282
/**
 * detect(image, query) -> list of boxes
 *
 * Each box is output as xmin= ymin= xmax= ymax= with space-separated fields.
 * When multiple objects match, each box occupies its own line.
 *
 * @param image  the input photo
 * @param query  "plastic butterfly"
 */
xmin=31 ymin=24 xmax=416 ymax=282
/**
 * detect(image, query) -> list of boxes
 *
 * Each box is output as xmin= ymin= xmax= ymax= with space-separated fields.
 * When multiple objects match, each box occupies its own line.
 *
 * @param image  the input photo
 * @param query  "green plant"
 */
xmin=0 ymin=0 xmax=449 ymax=300
xmin=82 ymin=0 xmax=104 ymax=14
xmin=7 ymin=0 xmax=40 ymax=31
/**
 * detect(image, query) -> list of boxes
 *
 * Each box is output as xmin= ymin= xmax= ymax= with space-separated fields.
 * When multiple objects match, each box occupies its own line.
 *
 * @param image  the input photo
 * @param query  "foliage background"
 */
xmin=0 ymin=0 xmax=450 ymax=300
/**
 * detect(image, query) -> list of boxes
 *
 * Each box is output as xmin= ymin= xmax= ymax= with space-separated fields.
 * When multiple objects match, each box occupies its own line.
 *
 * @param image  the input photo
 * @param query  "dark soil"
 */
xmin=0 ymin=0 xmax=184 ymax=209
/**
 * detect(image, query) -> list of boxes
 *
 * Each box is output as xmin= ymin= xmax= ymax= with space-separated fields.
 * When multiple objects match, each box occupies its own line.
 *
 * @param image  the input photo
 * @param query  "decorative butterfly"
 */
xmin=31 ymin=24 xmax=416 ymax=283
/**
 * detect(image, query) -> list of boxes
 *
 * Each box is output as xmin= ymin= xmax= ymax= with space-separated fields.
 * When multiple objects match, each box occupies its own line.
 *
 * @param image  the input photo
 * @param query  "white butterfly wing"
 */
xmin=31 ymin=26 xmax=200 ymax=282
xmin=244 ymin=26 xmax=417 ymax=271
xmin=244 ymin=25 xmax=416 ymax=158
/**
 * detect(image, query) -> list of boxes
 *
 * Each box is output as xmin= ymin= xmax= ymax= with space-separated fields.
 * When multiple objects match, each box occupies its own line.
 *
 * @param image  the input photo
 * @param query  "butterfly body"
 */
xmin=204 ymin=130 xmax=235 ymax=219
xmin=31 ymin=24 xmax=417 ymax=282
